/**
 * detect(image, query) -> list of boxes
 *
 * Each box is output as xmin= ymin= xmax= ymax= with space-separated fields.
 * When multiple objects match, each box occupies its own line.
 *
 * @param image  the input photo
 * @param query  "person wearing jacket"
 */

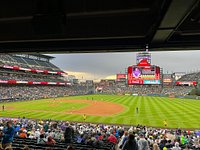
xmin=138 ymin=134 xmax=149 ymax=150
xmin=64 ymin=123 xmax=74 ymax=143
xmin=122 ymin=134 xmax=138 ymax=150
xmin=2 ymin=121 xmax=15 ymax=149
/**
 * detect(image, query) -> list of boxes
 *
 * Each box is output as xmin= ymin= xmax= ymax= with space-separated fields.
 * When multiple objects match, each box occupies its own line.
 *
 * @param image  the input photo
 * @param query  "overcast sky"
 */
xmin=48 ymin=50 xmax=200 ymax=80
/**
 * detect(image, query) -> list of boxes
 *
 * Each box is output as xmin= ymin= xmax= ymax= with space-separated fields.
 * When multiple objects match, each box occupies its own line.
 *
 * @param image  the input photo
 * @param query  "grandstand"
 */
xmin=0 ymin=85 xmax=89 ymax=101
xmin=0 ymin=54 xmax=89 ymax=101
xmin=0 ymin=117 xmax=198 ymax=150
xmin=0 ymin=54 xmax=62 ymax=72
xmin=101 ymin=85 xmax=193 ymax=96
xmin=161 ymin=86 xmax=193 ymax=96
xmin=0 ymin=54 xmax=67 ymax=85
xmin=178 ymin=71 xmax=200 ymax=82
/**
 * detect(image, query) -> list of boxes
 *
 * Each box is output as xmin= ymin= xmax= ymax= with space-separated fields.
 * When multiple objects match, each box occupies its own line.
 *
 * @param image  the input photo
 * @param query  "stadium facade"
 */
xmin=0 ymin=54 xmax=89 ymax=101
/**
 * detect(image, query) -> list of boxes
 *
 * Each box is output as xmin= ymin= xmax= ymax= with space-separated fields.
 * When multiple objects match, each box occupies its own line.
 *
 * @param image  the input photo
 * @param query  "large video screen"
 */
xmin=128 ymin=65 xmax=160 ymax=84
xmin=116 ymin=74 xmax=126 ymax=81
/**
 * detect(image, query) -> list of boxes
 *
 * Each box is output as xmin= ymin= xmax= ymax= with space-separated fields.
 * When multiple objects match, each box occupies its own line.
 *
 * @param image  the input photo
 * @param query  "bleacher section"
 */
xmin=0 ymin=54 xmax=62 ymax=72
xmin=12 ymin=137 xmax=115 ymax=150
xmin=178 ymin=72 xmax=200 ymax=82
xmin=0 ymin=54 xmax=67 ymax=86
xmin=0 ymin=71 xmax=64 ymax=82
xmin=0 ymin=85 xmax=88 ymax=100
xmin=0 ymin=118 xmax=196 ymax=150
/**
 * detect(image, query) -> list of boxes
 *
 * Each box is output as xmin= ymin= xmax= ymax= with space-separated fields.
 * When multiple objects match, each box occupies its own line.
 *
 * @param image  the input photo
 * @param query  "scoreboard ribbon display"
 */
xmin=128 ymin=65 xmax=160 ymax=85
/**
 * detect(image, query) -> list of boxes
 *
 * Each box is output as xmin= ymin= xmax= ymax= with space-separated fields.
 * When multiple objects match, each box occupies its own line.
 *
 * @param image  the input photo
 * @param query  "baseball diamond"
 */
xmin=1 ymin=94 xmax=200 ymax=129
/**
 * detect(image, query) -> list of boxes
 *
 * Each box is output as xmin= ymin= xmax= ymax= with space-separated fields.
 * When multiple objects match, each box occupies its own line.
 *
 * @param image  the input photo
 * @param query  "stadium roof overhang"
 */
xmin=29 ymin=54 xmax=55 ymax=59
xmin=0 ymin=0 xmax=200 ymax=53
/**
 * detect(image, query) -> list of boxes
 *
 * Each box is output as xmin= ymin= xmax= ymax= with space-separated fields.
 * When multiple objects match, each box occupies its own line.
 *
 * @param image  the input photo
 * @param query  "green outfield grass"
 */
xmin=1 ymin=95 xmax=200 ymax=129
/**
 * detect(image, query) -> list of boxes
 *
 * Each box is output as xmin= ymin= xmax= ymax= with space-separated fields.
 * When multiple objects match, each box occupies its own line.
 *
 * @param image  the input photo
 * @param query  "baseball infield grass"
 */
xmin=1 ymin=95 xmax=200 ymax=129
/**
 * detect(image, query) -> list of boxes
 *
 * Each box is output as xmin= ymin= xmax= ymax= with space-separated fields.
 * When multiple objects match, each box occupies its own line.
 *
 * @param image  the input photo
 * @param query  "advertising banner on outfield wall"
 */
xmin=176 ymin=81 xmax=197 ymax=86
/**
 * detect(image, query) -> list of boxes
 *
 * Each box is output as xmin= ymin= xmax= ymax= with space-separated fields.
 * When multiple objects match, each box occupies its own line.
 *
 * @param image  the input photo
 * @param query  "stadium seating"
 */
xmin=0 ymin=54 xmax=69 ymax=93
xmin=0 ymin=85 xmax=89 ymax=101
xmin=0 ymin=54 xmax=62 ymax=72
xmin=0 ymin=118 xmax=197 ymax=150
xmin=102 ymin=85 xmax=163 ymax=95
xmin=0 ymin=70 xmax=64 ymax=82
xmin=102 ymin=85 xmax=193 ymax=96
xmin=162 ymin=86 xmax=193 ymax=96
xmin=11 ymin=137 xmax=115 ymax=150
xmin=178 ymin=71 xmax=200 ymax=82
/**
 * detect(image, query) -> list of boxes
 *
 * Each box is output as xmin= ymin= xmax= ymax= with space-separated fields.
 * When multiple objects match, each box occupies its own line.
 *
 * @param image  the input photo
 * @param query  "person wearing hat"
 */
xmin=1 ymin=121 xmax=15 ymax=149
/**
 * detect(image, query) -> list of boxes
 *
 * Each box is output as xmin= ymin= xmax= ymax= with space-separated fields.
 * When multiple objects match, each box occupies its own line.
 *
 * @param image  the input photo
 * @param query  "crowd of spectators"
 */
xmin=0 ymin=54 xmax=66 ymax=84
xmin=0 ymin=118 xmax=199 ymax=150
xmin=102 ymin=85 xmax=162 ymax=95
xmin=0 ymin=71 xmax=64 ymax=83
xmin=178 ymin=72 xmax=200 ymax=82
xmin=0 ymin=85 xmax=89 ymax=101
xmin=102 ymin=85 xmax=192 ymax=96
xmin=0 ymin=83 xmax=193 ymax=102
xmin=161 ymin=86 xmax=193 ymax=96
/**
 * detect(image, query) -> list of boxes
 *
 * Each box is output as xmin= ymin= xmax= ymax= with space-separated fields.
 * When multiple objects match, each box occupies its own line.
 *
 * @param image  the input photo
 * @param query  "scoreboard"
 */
xmin=116 ymin=74 xmax=126 ymax=81
xmin=128 ymin=65 xmax=160 ymax=84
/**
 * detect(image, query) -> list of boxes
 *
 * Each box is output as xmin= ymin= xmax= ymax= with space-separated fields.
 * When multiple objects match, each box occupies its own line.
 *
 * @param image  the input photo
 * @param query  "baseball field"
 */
xmin=1 ymin=94 xmax=200 ymax=129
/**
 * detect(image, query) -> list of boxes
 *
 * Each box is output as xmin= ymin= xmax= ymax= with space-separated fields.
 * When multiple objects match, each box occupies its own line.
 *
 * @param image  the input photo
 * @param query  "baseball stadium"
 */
xmin=1 ymin=0 xmax=200 ymax=149
xmin=0 ymin=53 xmax=199 ymax=150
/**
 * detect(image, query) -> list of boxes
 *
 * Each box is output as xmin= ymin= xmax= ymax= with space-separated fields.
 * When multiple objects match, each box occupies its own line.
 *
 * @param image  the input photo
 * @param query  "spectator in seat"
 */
xmin=138 ymin=133 xmax=149 ymax=150
xmin=43 ymin=122 xmax=49 ymax=132
xmin=1 ymin=121 xmax=15 ymax=149
xmin=107 ymin=133 xmax=117 ymax=144
xmin=37 ymin=134 xmax=47 ymax=144
xmin=19 ymin=130 xmax=27 ymax=138
xmin=64 ymin=123 xmax=74 ymax=143
xmin=119 ymin=131 xmax=128 ymax=149
xmin=46 ymin=136 xmax=56 ymax=145
xmin=193 ymin=136 xmax=199 ymax=149
xmin=165 ymin=140 xmax=172 ymax=148
xmin=184 ymin=144 xmax=192 ymax=150
xmin=171 ymin=142 xmax=181 ymax=150
xmin=35 ymin=128 xmax=40 ymax=139
xmin=152 ymin=141 xmax=160 ymax=150
xmin=122 ymin=134 xmax=138 ymax=150
xmin=54 ymin=130 xmax=62 ymax=141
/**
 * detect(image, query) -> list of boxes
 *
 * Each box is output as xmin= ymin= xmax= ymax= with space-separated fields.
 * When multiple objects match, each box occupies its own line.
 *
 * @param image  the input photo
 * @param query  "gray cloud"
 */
xmin=48 ymin=50 xmax=200 ymax=76
xmin=152 ymin=51 xmax=200 ymax=73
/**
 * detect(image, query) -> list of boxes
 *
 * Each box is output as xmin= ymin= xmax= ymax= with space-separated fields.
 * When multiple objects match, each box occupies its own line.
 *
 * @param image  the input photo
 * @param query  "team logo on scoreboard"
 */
xmin=132 ymin=67 xmax=141 ymax=78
